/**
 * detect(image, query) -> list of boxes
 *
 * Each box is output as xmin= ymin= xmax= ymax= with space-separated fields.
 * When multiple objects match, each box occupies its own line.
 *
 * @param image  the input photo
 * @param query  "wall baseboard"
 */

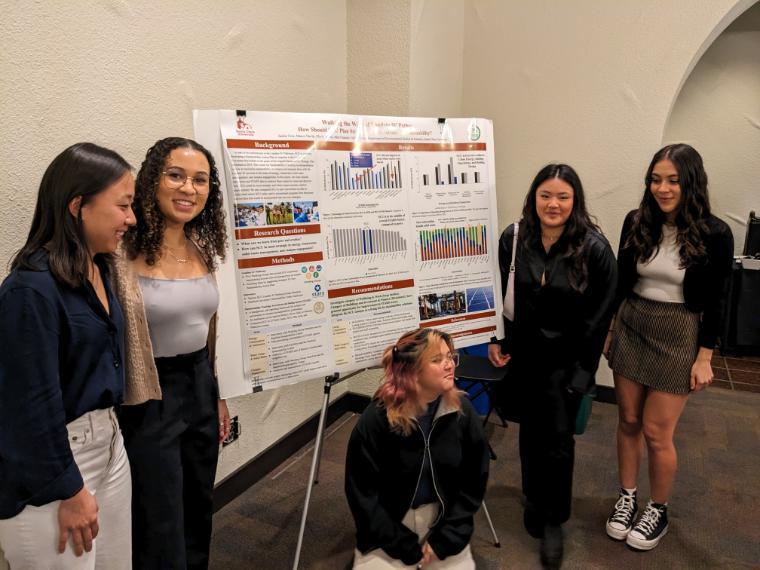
xmin=214 ymin=387 xmax=616 ymax=512
xmin=213 ymin=391 xmax=371 ymax=513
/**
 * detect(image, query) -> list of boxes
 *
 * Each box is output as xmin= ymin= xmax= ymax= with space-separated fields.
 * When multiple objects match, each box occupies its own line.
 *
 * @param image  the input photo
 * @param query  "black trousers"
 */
xmin=120 ymin=347 xmax=219 ymax=570
xmin=517 ymin=363 xmax=581 ymax=526
xmin=501 ymin=343 xmax=581 ymax=525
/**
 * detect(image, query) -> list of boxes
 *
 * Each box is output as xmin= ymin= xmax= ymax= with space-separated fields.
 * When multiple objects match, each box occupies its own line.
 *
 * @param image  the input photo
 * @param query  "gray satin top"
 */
xmin=138 ymin=274 xmax=219 ymax=358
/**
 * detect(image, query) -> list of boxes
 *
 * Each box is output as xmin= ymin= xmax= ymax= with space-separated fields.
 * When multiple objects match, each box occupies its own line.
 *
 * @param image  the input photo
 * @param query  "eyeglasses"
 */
xmin=430 ymin=352 xmax=459 ymax=366
xmin=161 ymin=169 xmax=211 ymax=193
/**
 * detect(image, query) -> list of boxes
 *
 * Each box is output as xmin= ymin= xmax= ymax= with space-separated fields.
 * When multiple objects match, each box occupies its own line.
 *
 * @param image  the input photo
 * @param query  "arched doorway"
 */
xmin=663 ymin=1 xmax=760 ymax=248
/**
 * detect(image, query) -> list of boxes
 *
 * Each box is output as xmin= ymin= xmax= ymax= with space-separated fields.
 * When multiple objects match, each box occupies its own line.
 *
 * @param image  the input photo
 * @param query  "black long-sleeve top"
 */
xmin=0 ymin=250 xmax=125 ymax=519
xmin=614 ymin=210 xmax=734 ymax=348
xmin=495 ymin=224 xmax=617 ymax=394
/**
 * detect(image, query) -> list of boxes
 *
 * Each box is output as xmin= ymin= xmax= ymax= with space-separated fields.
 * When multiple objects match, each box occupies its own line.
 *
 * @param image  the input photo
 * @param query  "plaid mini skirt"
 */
xmin=608 ymin=295 xmax=699 ymax=394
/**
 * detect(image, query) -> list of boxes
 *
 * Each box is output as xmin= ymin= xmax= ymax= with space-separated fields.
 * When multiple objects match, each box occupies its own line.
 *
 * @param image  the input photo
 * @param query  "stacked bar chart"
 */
xmin=329 ymin=158 xmax=402 ymax=190
xmin=332 ymin=228 xmax=407 ymax=257
xmin=421 ymin=156 xmax=481 ymax=186
xmin=419 ymin=225 xmax=487 ymax=260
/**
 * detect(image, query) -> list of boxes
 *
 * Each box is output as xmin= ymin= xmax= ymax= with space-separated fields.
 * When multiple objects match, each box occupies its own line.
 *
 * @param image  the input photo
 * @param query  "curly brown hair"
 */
xmin=124 ymin=137 xmax=227 ymax=269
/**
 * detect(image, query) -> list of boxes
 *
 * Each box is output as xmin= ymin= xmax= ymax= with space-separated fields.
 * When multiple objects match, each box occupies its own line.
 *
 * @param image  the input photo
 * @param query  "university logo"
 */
xmin=235 ymin=116 xmax=255 ymax=135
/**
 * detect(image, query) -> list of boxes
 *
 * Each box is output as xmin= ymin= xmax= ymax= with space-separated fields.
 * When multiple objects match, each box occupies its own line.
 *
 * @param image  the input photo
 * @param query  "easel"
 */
xmin=292 ymin=369 xmax=367 ymax=570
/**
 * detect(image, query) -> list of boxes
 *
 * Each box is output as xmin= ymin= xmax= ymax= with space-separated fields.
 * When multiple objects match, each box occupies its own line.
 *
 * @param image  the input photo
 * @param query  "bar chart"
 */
xmin=418 ymin=225 xmax=487 ymax=261
xmin=331 ymin=228 xmax=407 ymax=258
xmin=420 ymin=155 xmax=482 ymax=186
xmin=328 ymin=156 xmax=403 ymax=190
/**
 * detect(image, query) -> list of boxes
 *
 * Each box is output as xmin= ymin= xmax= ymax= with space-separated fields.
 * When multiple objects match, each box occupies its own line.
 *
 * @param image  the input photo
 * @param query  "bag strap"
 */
xmin=503 ymin=221 xmax=519 ymax=320
xmin=509 ymin=222 xmax=519 ymax=273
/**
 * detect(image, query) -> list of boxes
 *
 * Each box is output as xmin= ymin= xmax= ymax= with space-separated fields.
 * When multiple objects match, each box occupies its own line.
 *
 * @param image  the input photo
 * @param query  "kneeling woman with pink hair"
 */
xmin=345 ymin=328 xmax=490 ymax=569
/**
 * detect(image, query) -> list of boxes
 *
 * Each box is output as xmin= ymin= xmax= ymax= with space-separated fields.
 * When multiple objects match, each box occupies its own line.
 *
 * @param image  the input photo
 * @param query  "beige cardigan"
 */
xmin=112 ymin=248 xmax=218 ymax=406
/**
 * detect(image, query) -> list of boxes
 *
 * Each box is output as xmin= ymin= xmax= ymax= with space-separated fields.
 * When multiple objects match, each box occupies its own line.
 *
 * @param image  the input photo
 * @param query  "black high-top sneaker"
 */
xmin=606 ymin=488 xmax=638 ymax=540
xmin=626 ymin=500 xmax=669 ymax=551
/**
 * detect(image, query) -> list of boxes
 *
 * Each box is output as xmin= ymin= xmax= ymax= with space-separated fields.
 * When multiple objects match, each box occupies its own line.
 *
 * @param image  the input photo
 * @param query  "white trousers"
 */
xmin=0 ymin=408 xmax=132 ymax=570
xmin=353 ymin=503 xmax=476 ymax=569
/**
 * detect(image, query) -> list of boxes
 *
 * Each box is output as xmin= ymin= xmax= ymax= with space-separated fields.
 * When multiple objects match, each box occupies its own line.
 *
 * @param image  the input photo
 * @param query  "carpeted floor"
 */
xmin=210 ymin=387 xmax=760 ymax=569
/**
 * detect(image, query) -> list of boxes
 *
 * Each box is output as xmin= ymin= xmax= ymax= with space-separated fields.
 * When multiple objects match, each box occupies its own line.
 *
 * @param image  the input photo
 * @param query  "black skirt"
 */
xmin=609 ymin=295 xmax=699 ymax=394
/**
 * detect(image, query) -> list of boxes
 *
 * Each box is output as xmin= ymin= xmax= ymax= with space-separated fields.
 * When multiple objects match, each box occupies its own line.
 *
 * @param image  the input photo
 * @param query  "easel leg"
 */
xmin=482 ymin=501 xmax=500 ymax=547
xmin=292 ymin=374 xmax=337 ymax=570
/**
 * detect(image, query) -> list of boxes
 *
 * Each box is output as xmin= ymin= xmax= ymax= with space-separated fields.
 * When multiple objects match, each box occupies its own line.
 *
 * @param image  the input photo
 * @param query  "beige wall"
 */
xmin=0 ymin=0 xmax=349 ymax=485
xmin=1 ymin=0 xmax=347 ymax=270
xmin=664 ymin=2 xmax=760 ymax=248
xmin=461 ymin=0 xmax=755 ymax=240
xmin=347 ymin=0 xmax=411 ymax=115
xmin=460 ymin=0 xmax=757 ymax=386
xmin=409 ymin=0 xmax=465 ymax=118
xmin=0 ymin=0 xmax=757 ymax=494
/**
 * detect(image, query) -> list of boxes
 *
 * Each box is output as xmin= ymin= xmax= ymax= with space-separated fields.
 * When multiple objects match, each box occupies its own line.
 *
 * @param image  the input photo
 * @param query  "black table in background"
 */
xmin=720 ymin=258 xmax=760 ymax=355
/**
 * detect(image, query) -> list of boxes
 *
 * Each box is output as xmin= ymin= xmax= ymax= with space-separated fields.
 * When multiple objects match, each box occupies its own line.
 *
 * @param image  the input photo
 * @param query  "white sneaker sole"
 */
xmin=626 ymin=526 xmax=668 ymax=551
xmin=605 ymin=520 xmax=631 ymax=541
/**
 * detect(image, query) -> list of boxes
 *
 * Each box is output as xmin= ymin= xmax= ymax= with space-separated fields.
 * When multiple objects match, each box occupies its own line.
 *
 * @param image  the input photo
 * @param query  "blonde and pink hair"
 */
xmin=374 ymin=327 xmax=463 ymax=435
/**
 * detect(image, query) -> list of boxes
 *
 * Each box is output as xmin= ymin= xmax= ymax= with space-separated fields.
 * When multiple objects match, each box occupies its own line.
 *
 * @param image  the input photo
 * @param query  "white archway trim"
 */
xmin=662 ymin=0 xmax=759 ymax=141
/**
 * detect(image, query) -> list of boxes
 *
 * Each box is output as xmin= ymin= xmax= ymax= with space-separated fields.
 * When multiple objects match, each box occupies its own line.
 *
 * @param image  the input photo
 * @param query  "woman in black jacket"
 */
xmin=488 ymin=164 xmax=617 ymax=569
xmin=604 ymin=144 xmax=733 ymax=551
xmin=345 ymin=328 xmax=489 ymax=569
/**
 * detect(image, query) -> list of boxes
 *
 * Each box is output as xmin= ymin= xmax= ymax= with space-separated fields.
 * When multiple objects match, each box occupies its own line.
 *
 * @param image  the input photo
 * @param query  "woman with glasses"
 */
xmin=345 ymin=328 xmax=490 ymax=569
xmin=488 ymin=164 xmax=617 ymax=569
xmin=114 ymin=137 xmax=228 ymax=569
xmin=0 ymin=143 xmax=135 ymax=568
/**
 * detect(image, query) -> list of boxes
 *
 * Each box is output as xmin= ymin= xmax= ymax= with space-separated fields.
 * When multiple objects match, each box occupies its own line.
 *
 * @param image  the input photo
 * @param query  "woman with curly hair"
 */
xmin=488 ymin=164 xmax=617 ymax=569
xmin=114 ymin=137 xmax=228 ymax=569
xmin=604 ymin=144 xmax=733 ymax=551
xmin=345 ymin=328 xmax=490 ymax=569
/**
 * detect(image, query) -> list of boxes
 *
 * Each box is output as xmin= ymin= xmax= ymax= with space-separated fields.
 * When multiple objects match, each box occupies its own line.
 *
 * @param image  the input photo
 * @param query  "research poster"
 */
xmin=194 ymin=110 xmax=502 ymax=396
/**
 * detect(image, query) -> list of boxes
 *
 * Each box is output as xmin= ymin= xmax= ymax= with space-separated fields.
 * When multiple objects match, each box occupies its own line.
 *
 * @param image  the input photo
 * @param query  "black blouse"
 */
xmin=614 ymin=210 xmax=734 ymax=348
xmin=495 ymin=225 xmax=617 ymax=394
xmin=0 ymin=250 xmax=125 ymax=518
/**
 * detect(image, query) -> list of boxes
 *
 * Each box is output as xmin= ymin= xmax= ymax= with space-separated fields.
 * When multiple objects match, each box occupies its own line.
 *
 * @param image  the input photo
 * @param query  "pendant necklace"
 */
xmin=165 ymin=241 xmax=190 ymax=264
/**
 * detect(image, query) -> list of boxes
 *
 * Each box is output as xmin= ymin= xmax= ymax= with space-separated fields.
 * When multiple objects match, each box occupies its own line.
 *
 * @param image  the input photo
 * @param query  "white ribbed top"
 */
xmin=633 ymin=225 xmax=685 ymax=303
xmin=138 ymin=274 xmax=218 ymax=357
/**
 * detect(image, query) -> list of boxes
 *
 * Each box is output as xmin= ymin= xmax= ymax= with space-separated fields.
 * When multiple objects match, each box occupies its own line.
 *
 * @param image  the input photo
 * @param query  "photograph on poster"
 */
xmin=466 ymin=286 xmax=495 ymax=313
xmin=418 ymin=290 xmax=467 ymax=321
xmin=265 ymin=202 xmax=294 ymax=225
xmin=294 ymin=201 xmax=319 ymax=223
xmin=234 ymin=202 xmax=267 ymax=228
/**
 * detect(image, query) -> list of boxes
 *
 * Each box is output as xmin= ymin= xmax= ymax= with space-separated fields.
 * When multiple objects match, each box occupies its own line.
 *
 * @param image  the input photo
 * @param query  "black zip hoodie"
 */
xmin=345 ymin=396 xmax=490 ymax=565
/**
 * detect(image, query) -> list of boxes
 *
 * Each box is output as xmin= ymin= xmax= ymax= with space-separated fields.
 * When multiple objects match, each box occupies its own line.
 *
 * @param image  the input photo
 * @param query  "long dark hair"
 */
xmin=520 ymin=163 xmax=600 ymax=292
xmin=627 ymin=143 xmax=711 ymax=267
xmin=11 ymin=142 xmax=132 ymax=288
xmin=123 ymin=137 xmax=227 ymax=269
